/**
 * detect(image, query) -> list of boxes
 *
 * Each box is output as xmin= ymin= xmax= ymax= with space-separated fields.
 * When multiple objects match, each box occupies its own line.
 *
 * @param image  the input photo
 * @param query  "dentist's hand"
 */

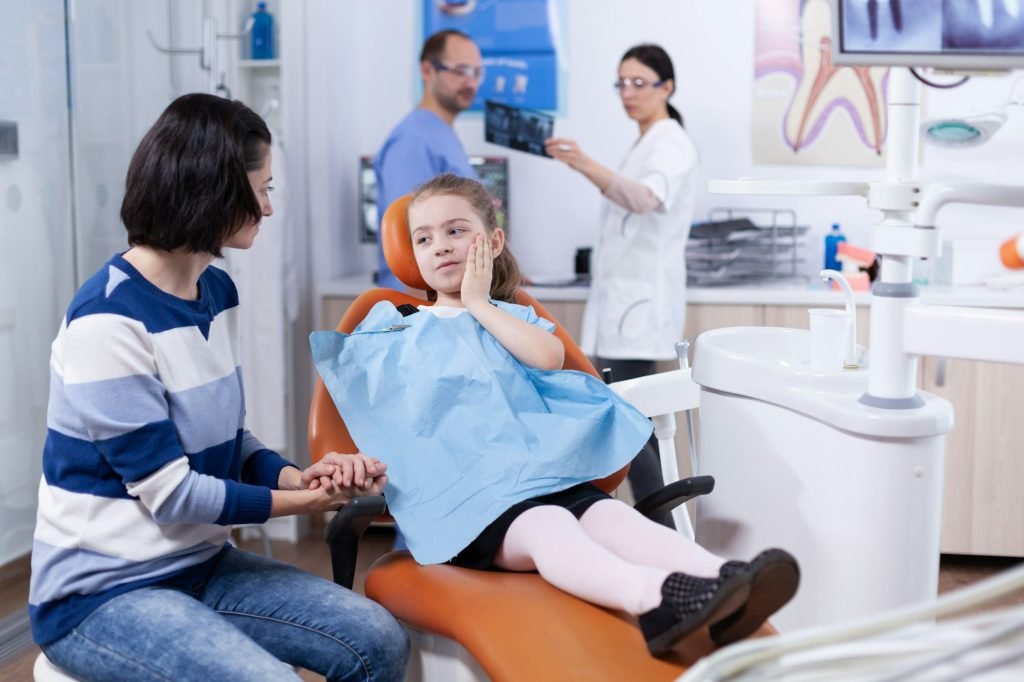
xmin=545 ymin=137 xmax=590 ymax=171
xmin=461 ymin=235 xmax=493 ymax=310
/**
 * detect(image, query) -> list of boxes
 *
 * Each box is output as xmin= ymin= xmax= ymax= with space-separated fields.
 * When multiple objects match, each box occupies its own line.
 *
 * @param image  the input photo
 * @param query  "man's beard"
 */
xmin=436 ymin=87 xmax=474 ymax=115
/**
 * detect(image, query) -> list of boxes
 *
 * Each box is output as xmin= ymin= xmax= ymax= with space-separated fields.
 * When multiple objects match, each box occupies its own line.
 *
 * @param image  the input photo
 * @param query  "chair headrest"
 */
xmin=381 ymin=194 xmax=429 ymax=291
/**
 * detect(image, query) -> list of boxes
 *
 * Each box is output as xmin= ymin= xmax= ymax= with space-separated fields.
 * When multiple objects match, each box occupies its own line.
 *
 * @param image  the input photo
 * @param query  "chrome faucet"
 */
xmin=820 ymin=269 xmax=859 ymax=368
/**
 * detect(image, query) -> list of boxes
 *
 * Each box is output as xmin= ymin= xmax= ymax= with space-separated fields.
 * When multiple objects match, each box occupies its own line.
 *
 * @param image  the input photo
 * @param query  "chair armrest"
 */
xmin=633 ymin=475 xmax=715 ymax=522
xmin=324 ymin=495 xmax=388 ymax=589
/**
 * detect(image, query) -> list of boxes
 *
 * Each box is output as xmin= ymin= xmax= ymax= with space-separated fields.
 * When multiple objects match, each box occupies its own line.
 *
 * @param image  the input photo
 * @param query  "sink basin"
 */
xmin=692 ymin=326 xmax=952 ymax=438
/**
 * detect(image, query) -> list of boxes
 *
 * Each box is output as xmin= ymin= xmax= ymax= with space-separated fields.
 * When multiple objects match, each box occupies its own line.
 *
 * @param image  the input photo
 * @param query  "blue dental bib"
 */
xmin=310 ymin=300 xmax=652 ymax=565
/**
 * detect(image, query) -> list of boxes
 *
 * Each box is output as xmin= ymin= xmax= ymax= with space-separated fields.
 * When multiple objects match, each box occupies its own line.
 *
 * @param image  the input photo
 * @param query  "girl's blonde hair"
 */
xmin=409 ymin=173 xmax=522 ymax=303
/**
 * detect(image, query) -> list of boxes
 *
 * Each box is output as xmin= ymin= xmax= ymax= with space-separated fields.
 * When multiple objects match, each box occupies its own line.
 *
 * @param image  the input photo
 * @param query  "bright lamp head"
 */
xmin=922 ymin=111 xmax=1007 ymax=148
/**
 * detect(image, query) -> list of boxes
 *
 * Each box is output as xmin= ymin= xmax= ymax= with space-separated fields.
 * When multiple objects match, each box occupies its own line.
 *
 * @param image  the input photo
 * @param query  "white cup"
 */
xmin=808 ymin=308 xmax=850 ymax=373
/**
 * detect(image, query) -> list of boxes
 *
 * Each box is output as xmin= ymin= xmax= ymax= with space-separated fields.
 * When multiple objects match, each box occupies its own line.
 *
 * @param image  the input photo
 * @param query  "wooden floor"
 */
xmin=2 ymin=528 xmax=1021 ymax=681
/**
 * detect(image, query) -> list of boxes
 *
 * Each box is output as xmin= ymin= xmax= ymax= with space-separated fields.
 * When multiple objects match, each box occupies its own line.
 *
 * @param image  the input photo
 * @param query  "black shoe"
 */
xmin=708 ymin=548 xmax=800 ymax=647
xmin=639 ymin=570 xmax=751 ymax=656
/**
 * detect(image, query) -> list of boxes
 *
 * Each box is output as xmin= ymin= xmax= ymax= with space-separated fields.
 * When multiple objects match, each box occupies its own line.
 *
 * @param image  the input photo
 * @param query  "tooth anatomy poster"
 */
xmin=754 ymin=0 xmax=890 ymax=166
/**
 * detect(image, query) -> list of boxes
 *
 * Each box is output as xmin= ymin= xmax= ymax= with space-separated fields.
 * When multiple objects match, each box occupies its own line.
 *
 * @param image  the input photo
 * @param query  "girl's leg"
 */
xmin=199 ymin=547 xmax=409 ymax=682
xmin=579 ymin=498 xmax=725 ymax=577
xmin=42 ymin=587 xmax=300 ymax=682
xmin=494 ymin=505 xmax=669 ymax=615
xmin=578 ymin=500 xmax=802 ymax=650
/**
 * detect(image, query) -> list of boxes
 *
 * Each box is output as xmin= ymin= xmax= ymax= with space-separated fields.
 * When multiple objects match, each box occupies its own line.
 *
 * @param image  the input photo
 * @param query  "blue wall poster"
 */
xmin=423 ymin=0 xmax=560 ymax=111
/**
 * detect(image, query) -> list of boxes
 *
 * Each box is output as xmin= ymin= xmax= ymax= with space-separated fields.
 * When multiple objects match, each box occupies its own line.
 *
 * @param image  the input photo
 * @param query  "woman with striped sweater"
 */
xmin=29 ymin=93 xmax=409 ymax=682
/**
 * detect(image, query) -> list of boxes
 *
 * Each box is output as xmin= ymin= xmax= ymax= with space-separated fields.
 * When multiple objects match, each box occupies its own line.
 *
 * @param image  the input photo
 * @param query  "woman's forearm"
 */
xmin=602 ymin=174 xmax=663 ymax=213
xmin=269 ymin=488 xmax=319 ymax=517
xmin=576 ymin=157 xmax=615 ymax=193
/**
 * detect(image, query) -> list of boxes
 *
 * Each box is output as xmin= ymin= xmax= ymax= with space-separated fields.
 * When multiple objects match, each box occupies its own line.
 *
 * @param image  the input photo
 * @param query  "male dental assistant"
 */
xmin=373 ymin=29 xmax=482 ymax=289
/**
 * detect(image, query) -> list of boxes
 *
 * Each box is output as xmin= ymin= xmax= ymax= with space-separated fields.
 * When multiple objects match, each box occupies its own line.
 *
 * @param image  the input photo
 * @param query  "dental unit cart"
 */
xmin=692 ymin=324 xmax=952 ymax=631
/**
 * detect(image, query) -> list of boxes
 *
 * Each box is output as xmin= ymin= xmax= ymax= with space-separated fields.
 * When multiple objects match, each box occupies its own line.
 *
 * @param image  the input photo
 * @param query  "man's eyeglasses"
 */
xmin=613 ymin=77 xmax=665 ymax=91
xmin=431 ymin=60 xmax=485 ymax=81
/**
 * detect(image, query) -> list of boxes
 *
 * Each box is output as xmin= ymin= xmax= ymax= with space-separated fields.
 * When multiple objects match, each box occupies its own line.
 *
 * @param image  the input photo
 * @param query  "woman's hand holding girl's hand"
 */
xmin=311 ymin=452 xmax=387 ymax=491
xmin=461 ymin=235 xmax=493 ymax=311
xmin=305 ymin=472 xmax=388 ymax=513
xmin=272 ymin=453 xmax=387 ymax=516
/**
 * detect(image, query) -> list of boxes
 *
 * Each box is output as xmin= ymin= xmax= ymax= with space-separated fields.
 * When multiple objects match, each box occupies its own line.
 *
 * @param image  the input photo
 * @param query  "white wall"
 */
xmin=305 ymin=0 xmax=1024 ymax=286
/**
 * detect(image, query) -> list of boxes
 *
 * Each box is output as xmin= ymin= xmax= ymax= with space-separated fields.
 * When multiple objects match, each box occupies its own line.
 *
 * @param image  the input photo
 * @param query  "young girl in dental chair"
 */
xmin=311 ymin=174 xmax=799 ymax=656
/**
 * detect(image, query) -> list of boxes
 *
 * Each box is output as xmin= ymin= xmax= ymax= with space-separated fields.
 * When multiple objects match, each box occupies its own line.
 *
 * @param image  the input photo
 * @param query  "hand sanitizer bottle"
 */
xmin=824 ymin=223 xmax=847 ymax=272
xmin=251 ymin=2 xmax=274 ymax=60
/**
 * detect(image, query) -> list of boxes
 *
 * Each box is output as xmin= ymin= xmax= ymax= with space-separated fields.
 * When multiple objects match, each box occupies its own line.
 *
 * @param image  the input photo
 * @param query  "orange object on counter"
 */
xmin=1000 ymin=234 xmax=1024 ymax=269
xmin=836 ymin=241 xmax=876 ymax=266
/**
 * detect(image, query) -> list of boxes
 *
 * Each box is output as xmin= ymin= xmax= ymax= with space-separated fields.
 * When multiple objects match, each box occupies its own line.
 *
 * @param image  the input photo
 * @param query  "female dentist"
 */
xmin=545 ymin=44 xmax=698 ymax=520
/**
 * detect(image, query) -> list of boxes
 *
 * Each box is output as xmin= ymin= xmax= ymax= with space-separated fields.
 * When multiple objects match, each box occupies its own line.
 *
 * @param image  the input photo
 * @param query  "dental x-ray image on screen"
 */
xmin=835 ymin=0 xmax=1024 ymax=69
xmin=484 ymin=101 xmax=554 ymax=158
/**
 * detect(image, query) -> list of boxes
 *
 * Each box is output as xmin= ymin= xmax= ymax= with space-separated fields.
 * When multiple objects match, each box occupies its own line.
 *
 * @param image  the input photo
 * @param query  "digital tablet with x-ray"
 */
xmin=484 ymin=100 xmax=554 ymax=158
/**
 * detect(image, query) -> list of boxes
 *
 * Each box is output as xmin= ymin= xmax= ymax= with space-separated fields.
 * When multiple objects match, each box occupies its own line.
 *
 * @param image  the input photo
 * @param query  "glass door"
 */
xmin=0 ymin=0 xmax=192 ymax=633
xmin=0 ymin=0 xmax=76 ymax=590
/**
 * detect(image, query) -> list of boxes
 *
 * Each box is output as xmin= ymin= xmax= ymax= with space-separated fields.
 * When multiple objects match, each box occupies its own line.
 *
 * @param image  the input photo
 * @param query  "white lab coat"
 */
xmin=580 ymin=118 xmax=698 ymax=360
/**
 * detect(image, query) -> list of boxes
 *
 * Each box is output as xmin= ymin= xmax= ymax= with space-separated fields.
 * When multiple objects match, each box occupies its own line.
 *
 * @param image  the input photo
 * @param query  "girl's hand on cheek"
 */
xmin=461 ymin=235 xmax=493 ymax=309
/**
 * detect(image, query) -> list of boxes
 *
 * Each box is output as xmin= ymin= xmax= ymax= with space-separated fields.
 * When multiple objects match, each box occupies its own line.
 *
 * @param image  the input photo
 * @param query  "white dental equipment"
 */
xmin=819 ymin=269 xmax=859 ymax=368
xmin=609 ymin=340 xmax=701 ymax=538
xmin=698 ymin=2 xmax=1024 ymax=633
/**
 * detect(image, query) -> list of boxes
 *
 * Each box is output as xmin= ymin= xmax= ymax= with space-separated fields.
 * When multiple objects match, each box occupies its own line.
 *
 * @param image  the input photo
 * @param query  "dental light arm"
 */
xmin=915 ymin=183 xmax=1024 ymax=228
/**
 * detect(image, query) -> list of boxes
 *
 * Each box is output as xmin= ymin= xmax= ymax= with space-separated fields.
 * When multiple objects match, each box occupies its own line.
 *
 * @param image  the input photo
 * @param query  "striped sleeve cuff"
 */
xmin=241 ymin=449 xmax=298 ymax=489
xmin=216 ymin=480 xmax=272 ymax=525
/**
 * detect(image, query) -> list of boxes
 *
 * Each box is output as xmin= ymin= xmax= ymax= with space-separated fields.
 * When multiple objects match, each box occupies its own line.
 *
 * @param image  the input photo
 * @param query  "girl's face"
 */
xmin=224 ymin=150 xmax=274 ymax=250
xmin=617 ymin=57 xmax=671 ymax=125
xmin=409 ymin=193 xmax=504 ymax=301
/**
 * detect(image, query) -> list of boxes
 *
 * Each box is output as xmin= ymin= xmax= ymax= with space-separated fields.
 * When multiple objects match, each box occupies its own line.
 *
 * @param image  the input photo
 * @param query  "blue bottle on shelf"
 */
xmin=251 ymin=2 xmax=274 ymax=60
xmin=824 ymin=223 xmax=847 ymax=271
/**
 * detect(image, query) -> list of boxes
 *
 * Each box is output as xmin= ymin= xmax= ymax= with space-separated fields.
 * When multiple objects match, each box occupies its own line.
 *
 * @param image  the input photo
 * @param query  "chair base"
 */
xmin=405 ymin=626 xmax=487 ymax=682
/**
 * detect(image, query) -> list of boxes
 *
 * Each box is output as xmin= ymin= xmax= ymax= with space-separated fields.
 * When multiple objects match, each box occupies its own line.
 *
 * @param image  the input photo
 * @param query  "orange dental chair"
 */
xmin=308 ymin=195 xmax=767 ymax=681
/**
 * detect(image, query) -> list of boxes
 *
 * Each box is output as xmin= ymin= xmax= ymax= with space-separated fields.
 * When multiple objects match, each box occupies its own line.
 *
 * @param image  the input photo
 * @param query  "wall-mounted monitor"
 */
xmin=358 ymin=156 xmax=510 ymax=243
xmin=832 ymin=0 xmax=1024 ymax=70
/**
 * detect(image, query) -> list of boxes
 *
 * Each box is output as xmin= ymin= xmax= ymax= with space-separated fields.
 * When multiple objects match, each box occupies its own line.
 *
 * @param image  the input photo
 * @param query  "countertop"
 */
xmin=317 ymin=275 xmax=1024 ymax=309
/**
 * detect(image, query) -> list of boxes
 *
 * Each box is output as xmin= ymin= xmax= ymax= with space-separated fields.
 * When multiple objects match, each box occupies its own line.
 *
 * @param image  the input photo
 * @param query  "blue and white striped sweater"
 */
xmin=30 ymin=253 xmax=293 ymax=646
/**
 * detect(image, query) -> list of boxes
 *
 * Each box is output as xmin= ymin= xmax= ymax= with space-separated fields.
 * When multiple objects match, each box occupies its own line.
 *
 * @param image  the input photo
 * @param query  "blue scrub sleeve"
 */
xmin=377 ymin=136 xmax=440 ymax=208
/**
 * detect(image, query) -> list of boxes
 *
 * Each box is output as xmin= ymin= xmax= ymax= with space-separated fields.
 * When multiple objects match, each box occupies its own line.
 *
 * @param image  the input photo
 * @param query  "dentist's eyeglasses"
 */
xmin=431 ymin=60 xmax=485 ymax=82
xmin=613 ymin=77 xmax=665 ymax=91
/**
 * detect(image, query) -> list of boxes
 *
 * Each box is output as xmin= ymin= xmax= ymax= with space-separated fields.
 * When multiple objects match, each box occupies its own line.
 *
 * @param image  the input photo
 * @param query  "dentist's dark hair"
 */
xmin=410 ymin=173 xmax=522 ymax=304
xmin=420 ymin=29 xmax=474 ymax=64
xmin=120 ymin=93 xmax=271 ymax=257
xmin=621 ymin=43 xmax=684 ymax=128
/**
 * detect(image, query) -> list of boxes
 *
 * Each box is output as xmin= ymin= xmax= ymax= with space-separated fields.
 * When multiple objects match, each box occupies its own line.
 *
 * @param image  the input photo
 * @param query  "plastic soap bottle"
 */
xmin=251 ymin=2 xmax=274 ymax=60
xmin=824 ymin=223 xmax=847 ymax=271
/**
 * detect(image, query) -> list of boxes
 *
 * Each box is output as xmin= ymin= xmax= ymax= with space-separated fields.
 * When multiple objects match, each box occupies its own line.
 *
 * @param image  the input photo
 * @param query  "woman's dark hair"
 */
xmin=410 ymin=173 xmax=522 ymax=304
xmin=120 ymin=93 xmax=271 ymax=257
xmin=621 ymin=44 xmax=684 ymax=128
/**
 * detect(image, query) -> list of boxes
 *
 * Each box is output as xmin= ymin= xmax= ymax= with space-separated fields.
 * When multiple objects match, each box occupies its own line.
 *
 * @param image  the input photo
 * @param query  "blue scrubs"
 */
xmin=310 ymin=301 xmax=653 ymax=565
xmin=373 ymin=109 xmax=477 ymax=289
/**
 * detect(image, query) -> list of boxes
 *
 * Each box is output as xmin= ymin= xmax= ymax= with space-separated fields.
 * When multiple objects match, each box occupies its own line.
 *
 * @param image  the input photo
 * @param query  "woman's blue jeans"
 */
xmin=42 ymin=546 xmax=409 ymax=682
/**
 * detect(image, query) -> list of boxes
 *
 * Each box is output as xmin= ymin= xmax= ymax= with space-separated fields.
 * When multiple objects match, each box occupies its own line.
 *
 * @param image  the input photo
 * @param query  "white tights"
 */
xmin=493 ymin=499 xmax=726 ymax=615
